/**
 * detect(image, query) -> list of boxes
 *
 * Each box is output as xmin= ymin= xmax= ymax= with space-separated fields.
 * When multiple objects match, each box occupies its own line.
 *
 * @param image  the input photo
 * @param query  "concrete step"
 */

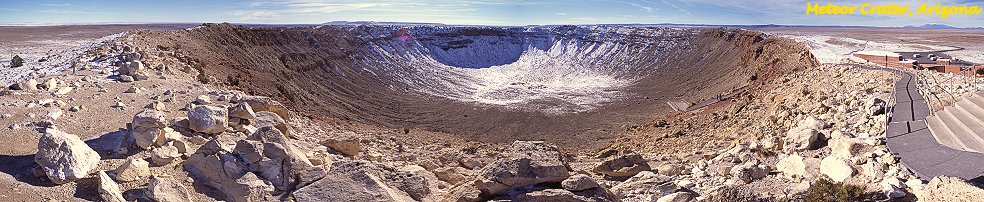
xmin=928 ymin=114 xmax=972 ymax=152
xmin=969 ymin=93 xmax=984 ymax=109
xmin=948 ymin=103 xmax=984 ymax=151
xmin=955 ymin=99 xmax=984 ymax=126
xmin=939 ymin=108 xmax=984 ymax=152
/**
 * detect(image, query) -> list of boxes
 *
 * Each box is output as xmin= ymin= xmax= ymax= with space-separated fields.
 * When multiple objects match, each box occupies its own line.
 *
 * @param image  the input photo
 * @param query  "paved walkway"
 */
xmin=885 ymin=70 xmax=984 ymax=181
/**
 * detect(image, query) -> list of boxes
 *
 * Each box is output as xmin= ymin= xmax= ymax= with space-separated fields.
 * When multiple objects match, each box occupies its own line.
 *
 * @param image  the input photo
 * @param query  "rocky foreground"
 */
xmin=3 ymin=31 xmax=984 ymax=202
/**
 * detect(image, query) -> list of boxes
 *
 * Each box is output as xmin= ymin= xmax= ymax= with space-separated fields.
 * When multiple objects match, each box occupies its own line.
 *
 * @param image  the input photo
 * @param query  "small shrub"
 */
xmin=801 ymin=178 xmax=866 ymax=202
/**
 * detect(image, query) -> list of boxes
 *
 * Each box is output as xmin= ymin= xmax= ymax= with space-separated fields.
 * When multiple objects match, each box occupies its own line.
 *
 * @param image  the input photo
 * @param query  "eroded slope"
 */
xmin=125 ymin=23 xmax=817 ymax=151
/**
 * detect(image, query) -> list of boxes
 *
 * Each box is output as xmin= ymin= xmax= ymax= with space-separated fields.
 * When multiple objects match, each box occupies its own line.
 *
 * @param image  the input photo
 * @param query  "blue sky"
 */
xmin=1 ymin=0 xmax=983 ymax=27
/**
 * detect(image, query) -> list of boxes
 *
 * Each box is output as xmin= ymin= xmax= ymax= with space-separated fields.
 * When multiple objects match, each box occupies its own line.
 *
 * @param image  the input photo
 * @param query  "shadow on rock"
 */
xmin=72 ymin=177 xmax=100 ymax=201
xmin=0 ymin=154 xmax=52 ymax=187
xmin=84 ymin=129 xmax=127 ymax=159
xmin=190 ymin=174 xmax=228 ymax=201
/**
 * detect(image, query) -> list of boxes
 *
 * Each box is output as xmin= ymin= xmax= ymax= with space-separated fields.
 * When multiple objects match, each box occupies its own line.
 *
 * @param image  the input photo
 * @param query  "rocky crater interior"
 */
xmin=128 ymin=23 xmax=817 ymax=151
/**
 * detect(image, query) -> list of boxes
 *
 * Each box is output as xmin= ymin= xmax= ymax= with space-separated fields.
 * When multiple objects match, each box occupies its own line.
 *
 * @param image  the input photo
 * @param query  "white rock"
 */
xmin=830 ymin=137 xmax=861 ymax=159
xmin=45 ymin=109 xmax=63 ymax=120
xmin=115 ymin=158 xmax=150 ymax=182
xmin=43 ymin=78 xmax=58 ymax=91
xmin=194 ymin=95 xmax=211 ymax=104
xmin=561 ymin=174 xmax=600 ymax=191
xmin=148 ymin=176 xmax=191 ymax=202
xmin=98 ymin=171 xmax=126 ymax=202
xmin=786 ymin=127 xmax=820 ymax=151
xmin=320 ymin=132 xmax=361 ymax=156
xmin=34 ymin=129 xmax=102 ymax=184
xmin=187 ymin=105 xmax=228 ymax=134
xmin=882 ymin=182 xmax=906 ymax=199
xmin=131 ymin=127 xmax=162 ymax=149
xmin=776 ymin=154 xmax=806 ymax=180
xmin=151 ymin=144 xmax=181 ymax=166
xmin=55 ymin=87 xmax=73 ymax=95
xmin=820 ymin=156 xmax=854 ymax=182
xmin=905 ymin=178 xmax=925 ymax=192
xmin=676 ymin=179 xmax=695 ymax=189
xmin=657 ymin=192 xmax=694 ymax=202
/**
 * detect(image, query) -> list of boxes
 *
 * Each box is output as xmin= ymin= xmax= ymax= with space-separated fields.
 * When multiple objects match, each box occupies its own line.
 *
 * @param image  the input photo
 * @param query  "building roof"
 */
xmin=854 ymin=50 xmax=900 ymax=57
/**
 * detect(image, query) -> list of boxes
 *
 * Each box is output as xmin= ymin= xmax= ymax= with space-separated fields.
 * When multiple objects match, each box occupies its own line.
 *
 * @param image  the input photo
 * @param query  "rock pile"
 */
xmin=115 ymin=49 xmax=150 ymax=82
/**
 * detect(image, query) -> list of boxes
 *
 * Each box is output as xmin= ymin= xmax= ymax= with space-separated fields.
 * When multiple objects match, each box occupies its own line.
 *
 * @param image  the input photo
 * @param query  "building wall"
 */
xmin=854 ymin=53 xmax=907 ymax=68
xmin=934 ymin=64 xmax=984 ymax=77
xmin=854 ymin=53 xmax=982 ymax=77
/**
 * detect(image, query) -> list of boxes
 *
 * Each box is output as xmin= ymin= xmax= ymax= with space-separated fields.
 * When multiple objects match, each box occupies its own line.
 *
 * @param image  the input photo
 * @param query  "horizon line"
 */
xmin=0 ymin=21 xmax=980 ymax=29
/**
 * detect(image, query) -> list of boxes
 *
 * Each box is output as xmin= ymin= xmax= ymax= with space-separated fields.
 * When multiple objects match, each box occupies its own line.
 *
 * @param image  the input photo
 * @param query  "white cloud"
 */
xmin=661 ymin=0 xmax=691 ymax=16
xmin=40 ymin=3 xmax=70 ymax=7
xmin=554 ymin=12 xmax=567 ymax=15
xmin=614 ymin=1 xmax=657 ymax=13
xmin=229 ymin=10 xmax=284 ymax=20
xmin=247 ymin=0 xmax=394 ymax=14
xmin=38 ymin=9 xmax=101 ymax=15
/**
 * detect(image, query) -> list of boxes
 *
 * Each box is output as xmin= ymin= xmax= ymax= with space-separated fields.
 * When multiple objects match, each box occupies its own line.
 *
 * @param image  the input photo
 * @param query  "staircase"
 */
xmin=927 ymin=91 xmax=984 ymax=153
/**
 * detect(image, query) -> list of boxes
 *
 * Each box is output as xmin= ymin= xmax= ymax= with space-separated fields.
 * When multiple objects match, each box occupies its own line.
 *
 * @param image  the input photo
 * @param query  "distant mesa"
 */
xmin=903 ymin=23 xmax=959 ymax=29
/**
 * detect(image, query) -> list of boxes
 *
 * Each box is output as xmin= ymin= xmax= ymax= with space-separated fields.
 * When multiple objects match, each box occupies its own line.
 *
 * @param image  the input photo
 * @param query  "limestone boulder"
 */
xmin=730 ymin=160 xmax=769 ymax=183
xmin=292 ymin=160 xmax=431 ymax=201
xmin=130 ymin=109 xmax=168 ymax=149
xmin=118 ymin=61 xmax=149 ymax=81
xmin=433 ymin=167 xmax=470 ymax=185
xmin=148 ymin=176 xmax=192 ymax=202
xmin=35 ymin=129 xmax=101 ymax=184
xmin=592 ymin=153 xmax=650 ymax=177
xmin=187 ymin=105 xmax=228 ymax=134
xmin=184 ymin=144 xmax=274 ymax=202
xmin=819 ymin=156 xmax=854 ymax=182
xmin=513 ymin=188 xmax=616 ymax=202
xmin=114 ymin=158 xmax=150 ymax=182
xmin=829 ymin=137 xmax=863 ymax=159
xmin=561 ymin=174 xmax=600 ymax=191
xmin=776 ymin=154 xmax=806 ymax=180
xmin=657 ymin=163 xmax=686 ymax=176
xmin=254 ymin=111 xmax=291 ymax=137
xmin=320 ymin=131 xmax=361 ymax=156
xmin=610 ymin=171 xmax=679 ymax=199
xmin=228 ymin=102 xmax=256 ymax=121
xmin=98 ymin=171 xmax=126 ymax=202
xmin=476 ymin=141 xmax=571 ymax=196
xmin=657 ymin=192 xmax=695 ymax=202
xmin=244 ymin=126 xmax=313 ymax=188
xmin=193 ymin=95 xmax=211 ymax=104
xmin=150 ymin=144 xmax=181 ymax=166
xmin=786 ymin=127 xmax=821 ymax=151
xmin=239 ymin=96 xmax=290 ymax=120
xmin=130 ymin=127 xmax=162 ymax=150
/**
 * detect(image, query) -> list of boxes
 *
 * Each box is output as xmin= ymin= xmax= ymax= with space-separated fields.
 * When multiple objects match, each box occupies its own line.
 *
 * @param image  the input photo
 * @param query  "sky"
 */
xmin=1 ymin=0 xmax=983 ymax=27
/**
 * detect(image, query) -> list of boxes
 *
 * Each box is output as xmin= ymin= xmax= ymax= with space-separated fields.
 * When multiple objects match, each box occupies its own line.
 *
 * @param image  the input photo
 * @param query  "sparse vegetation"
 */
xmin=801 ymin=178 xmax=867 ymax=202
